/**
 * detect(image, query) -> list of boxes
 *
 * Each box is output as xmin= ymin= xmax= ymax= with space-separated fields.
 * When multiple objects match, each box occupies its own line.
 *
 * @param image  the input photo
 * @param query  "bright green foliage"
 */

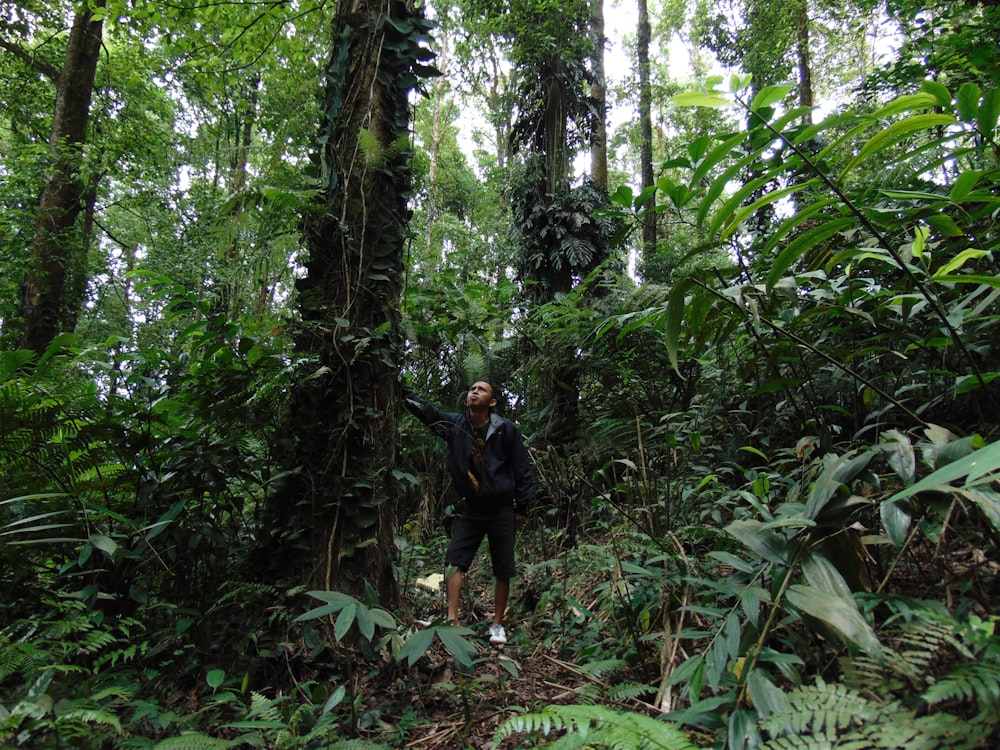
xmin=492 ymin=703 xmax=696 ymax=749
xmin=613 ymin=75 xmax=1000 ymax=442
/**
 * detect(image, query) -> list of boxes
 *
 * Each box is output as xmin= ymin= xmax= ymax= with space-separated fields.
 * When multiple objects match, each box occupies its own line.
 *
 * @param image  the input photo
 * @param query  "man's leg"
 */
xmin=486 ymin=506 xmax=517 ymax=632
xmin=494 ymin=578 xmax=510 ymax=625
xmin=446 ymin=567 xmax=464 ymax=625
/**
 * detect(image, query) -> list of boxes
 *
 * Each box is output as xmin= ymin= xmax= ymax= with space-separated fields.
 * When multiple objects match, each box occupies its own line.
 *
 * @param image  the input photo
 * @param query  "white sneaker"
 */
xmin=488 ymin=623 xmax=507 ymax=645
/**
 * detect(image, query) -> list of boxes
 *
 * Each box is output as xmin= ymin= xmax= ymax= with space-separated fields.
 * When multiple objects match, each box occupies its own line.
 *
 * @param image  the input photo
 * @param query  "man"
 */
xmin=401 ymin=380 xmax=533 ymax=645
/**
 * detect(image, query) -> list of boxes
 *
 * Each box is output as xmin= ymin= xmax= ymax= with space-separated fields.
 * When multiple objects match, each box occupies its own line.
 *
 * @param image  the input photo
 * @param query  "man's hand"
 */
xmin=515 ymin=513 xmax=527 ymax=530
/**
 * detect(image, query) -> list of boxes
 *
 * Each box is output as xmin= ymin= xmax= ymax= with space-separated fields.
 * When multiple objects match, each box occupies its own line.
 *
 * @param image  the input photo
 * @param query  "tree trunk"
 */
xmin=637 ymin=0 xmax=656 ymax=259
xmin=257 ymin=0 xmax=433 ymax=603
xmin=795 ymin=0 xmax=814 ymax=125
xmin=12 ymin=2 xmax=105 ymax=354
xmin=424 ymin=29 xmax=448 ymax=258
xmin=590 ymin=0 xmax=608 ymax=189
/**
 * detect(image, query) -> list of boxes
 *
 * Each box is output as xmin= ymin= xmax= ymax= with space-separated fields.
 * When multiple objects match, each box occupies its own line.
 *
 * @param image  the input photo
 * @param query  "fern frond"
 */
xmin=760 ymin=678 xmax=878 ymax=740
xmin=923 ymin=659 xmax=1000 ymax=716
xmin=492 ymin=704 xmax=696 ymax=749
xmin=758 ymin=677 xmax=989 ymax=750
xmin=606 ymin=681 xmax=655 ymax=703
xmin=842 ymin=610 xmax=958 ymax=693
xmin=58 ymin=706 xmax=123 ymax=732
xmin=152 ymin=733 xmax=238 ymax=749
xmin=245 ymin=691 xmax=285 ymax=722
xmin=577 ymin=658 xmax=627 ymax=679
xmin=761 ymin=738 xmax=835 ymax=750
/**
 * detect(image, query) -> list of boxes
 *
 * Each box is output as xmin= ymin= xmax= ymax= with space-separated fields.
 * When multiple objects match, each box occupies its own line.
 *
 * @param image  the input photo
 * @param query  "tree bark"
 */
xmin=11 ymin=2 xmax=105 ymax=354
xmin=258 ymin=0 xmax=432 ymax=603
xmin=590 ymin=0 xmax=608 ymax=189
xmin=795 ymin=0 xmax=814 ymax=125
xmin=637 ymin=0 xmax=656 ymax=259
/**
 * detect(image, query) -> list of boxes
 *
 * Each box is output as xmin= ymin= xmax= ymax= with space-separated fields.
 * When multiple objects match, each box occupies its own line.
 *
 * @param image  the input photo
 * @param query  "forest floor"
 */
xmin=369 ymin=635 xmax=599 ymax=749
xmin=347 ymin=621 xmax=656 ymax=749
xmin=339 ymin=530 xmax=1000 ymax=750
xmin=347 ymin=566 xmax=667 ymax=750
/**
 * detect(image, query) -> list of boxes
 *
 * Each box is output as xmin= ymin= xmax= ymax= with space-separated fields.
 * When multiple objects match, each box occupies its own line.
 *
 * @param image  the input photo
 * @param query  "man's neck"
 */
xmin=468 ymin=407 xmax=490 ymax=429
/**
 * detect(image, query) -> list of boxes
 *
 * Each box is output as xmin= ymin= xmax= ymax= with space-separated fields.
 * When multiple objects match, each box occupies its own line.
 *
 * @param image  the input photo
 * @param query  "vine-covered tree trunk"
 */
xmin=257 ymin=0 xmax=434 ymax=602
xmin=9 ymin=2 xmax=105 ymax=354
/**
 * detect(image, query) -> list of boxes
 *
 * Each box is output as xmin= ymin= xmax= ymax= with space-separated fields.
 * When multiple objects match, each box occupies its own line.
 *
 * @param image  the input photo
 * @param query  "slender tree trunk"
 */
xmin=220 ymin=77 xmax=259 ymax=318
xmin=637 ymin=0 xmax=656 ymax=258
xmin=590 ymin=0 xmax=608 ymax=189
xmin=12 ymin=2 xmax=105 ymax=354
xmin=795 ymin=0 xmax=813 ymax=125
xmin=424 ymin=29 xmax=448 ymax=258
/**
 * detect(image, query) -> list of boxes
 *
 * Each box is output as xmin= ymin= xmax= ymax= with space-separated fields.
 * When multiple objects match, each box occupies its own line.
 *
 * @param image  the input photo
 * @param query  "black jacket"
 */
xmin=402 ymin=388 xmax=533 ymax=515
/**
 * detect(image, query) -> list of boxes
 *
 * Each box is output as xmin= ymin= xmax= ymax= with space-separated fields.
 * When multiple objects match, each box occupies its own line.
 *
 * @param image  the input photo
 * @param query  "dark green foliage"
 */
xmin=512 ymin=179 xmax=621 ymax=299
xmin=3 ymin=2 xmax=1000 ymax=748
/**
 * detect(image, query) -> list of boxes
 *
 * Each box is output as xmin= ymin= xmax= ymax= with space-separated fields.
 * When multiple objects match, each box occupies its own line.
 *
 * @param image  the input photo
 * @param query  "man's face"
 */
xmin=467 ymin=381 xmax=496 ymax=409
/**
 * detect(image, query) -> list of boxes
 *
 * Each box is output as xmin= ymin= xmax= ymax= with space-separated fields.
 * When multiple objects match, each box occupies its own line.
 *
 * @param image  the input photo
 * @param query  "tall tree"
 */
xmin=2 ymin=1 xmax=105 ymax=353
xmin=637 ymin=0 xmax=655 ymax=258
xmin=591 ymin=0 xmax=609 ymax=188
xmin=505 ymin=0 xmax=614 ymax=446
xmin=257 ymin=0 xmax=436 ymax=599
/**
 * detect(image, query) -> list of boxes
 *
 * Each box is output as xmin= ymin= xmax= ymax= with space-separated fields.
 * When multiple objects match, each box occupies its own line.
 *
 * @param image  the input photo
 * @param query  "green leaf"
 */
xmin=436 ymin=626 xmax=477 ymax=671
xmin=920 ymin=79 xmax=953 ymax=109
xmin=153 ymin=734 xmax=236 ymax=749
xmin=397 ymin=627 xmax=435 ymax=668
xmin=784 ymin=584 xmax=883 ymax=662
xmin=840 ymin=113 xmax=957 ymax=178
xmin=874 ymin=92 xmax=939 ymax=118
xmin=801 ymin=552 xmax=854 ymax=601
xmin=924 ymin=213 xmax=964 ymax=237
xmin=720 ymin=182 xmax=814 ymax=241
xmin=751 ymin=84 xmax=794 ymax=110
xmin=932 ymin=249 xmax=987 ymax=278
xmin=746 ymin=668 xmax=788 ymax=718
xmin=673 ymin=91 xmax=730 ymax=109
xmin=334 ymin=602 xmax=357 ymax=641
xmin=726 ymin=519 xmax=791 ymax=565
xmin=766 ymin=216 xmax=855 ymax=293
xmin=886 ymin=437 xmax=1000 ymax=505
xmin=977 ymin=88 xmax=1000 ymax=135
xmin=664 ymin=277 xmax=692 ymax=376
xmin=956 ymin=82 xmax=981 ymax=122
xmin=207 ymin=669 xmax=226 ymax=688
xmin=949 ymin=170 xmax=982 ymax=201
xmin=90 ymin=533 xmax=118 ymax=557
xmin=369 ymin=608 xmax=397 ymax=630
xmin=691 ymin=131 xmax=749 ymax=186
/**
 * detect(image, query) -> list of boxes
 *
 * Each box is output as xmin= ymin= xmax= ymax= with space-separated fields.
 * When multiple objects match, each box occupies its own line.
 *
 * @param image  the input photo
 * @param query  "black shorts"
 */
xmin=445 ymin=503 xmax=517 ymax=579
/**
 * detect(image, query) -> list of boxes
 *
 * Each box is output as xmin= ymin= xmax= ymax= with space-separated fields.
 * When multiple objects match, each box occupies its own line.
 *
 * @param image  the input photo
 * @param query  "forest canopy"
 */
xmin=2 ymin=0 xmax=1000 ymax=747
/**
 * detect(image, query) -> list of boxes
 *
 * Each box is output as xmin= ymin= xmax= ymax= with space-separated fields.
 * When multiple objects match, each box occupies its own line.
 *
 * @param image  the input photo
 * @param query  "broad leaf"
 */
xmin=784 ymin=584 xmax=883 ymax=662
xmin=726 ymin=519 xmax=792 ymax=565
xmin=751 ymin=84 xmax=794 ymax=109
xmin=840 ymin=113 xmax=957 ymax=178
xmin=886 ymin=437 xmax=1000 ymax=504
xmin=436 ymin=626 xmax=478 ymax=671
xmin=673 ymin=91 xmax=730 ymax=109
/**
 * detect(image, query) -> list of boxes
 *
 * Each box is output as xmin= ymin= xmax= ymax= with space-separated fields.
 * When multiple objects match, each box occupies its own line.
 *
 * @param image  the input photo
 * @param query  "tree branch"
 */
xmin=0 ymin=34 xmax=61 ymax=81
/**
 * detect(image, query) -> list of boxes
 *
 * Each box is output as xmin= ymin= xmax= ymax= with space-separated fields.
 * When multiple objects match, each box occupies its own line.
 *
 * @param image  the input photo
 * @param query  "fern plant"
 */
xmin=757 ymin=677 xmax=989 ymax=750
xmin=492 ymin=704 xmax=696 ymax=749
